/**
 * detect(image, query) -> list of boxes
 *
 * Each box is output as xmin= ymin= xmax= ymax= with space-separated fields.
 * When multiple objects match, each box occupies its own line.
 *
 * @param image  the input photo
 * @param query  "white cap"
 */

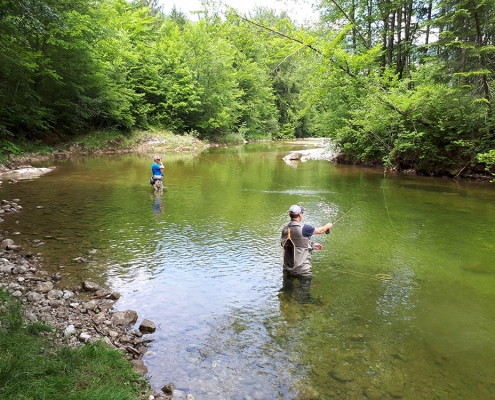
xmin=288 ymin=205 xmax=305 ymax=214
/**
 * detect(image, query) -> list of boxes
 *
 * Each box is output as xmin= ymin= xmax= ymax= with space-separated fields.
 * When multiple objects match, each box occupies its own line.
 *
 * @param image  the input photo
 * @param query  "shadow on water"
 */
xmin=1 ymin=145 xmax=495 ymax=398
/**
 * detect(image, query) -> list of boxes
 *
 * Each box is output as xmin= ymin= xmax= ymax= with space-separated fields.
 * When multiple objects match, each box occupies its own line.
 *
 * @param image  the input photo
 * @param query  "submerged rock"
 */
xmin=459 ymin=262 xmax=493 ymax=274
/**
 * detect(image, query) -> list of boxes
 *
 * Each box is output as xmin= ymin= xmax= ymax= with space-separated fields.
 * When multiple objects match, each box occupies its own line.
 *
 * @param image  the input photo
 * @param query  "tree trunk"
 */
xmin=387 ymin=10 xmax=395 ymax=67
xmin=425 ymin=0 xmax=432 ymax=45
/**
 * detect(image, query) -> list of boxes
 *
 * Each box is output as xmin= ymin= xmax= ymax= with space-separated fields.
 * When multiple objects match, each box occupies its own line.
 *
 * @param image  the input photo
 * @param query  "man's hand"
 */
xmin=313 ymin=243 xmax=322 ymax=250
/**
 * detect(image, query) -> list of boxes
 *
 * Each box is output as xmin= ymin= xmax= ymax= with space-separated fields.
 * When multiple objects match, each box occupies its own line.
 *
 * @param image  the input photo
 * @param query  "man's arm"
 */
xmin=313 ymin=223 xmax=333 ymax=234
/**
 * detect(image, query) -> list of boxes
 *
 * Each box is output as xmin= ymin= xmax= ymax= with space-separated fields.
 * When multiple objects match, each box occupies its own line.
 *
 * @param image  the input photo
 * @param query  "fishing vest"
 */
xmin=280 ymin=221 xmax=313 ymax=277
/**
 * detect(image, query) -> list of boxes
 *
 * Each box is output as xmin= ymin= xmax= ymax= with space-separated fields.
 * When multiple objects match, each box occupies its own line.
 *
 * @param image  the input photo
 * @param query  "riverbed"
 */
xmin=1 ymin=141 xmax=494 ymax=399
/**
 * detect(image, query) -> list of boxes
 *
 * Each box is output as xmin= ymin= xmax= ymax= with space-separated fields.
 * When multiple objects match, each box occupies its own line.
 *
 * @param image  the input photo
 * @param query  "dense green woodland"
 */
xmin=1 ymin=0 xmax=495 ymax=177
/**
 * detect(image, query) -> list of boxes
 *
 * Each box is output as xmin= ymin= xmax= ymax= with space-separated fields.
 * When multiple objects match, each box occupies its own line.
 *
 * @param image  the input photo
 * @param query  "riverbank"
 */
xmin=0 ymin=198 xmax=185 ymax=399
xmin=1 ymin=129 xmax=491 ymax=180
xmin=0 ymin=129 xmax=208 ymax=170
xmin=0 ymin=284 xmax=150 ymax=399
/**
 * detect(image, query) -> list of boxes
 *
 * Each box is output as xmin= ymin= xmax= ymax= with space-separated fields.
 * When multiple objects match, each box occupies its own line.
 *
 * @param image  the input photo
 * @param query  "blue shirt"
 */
xmin=151 ymin=162 xmax=162 ymax=177
xmin=302 ymin=224 xmax=315 ymax=237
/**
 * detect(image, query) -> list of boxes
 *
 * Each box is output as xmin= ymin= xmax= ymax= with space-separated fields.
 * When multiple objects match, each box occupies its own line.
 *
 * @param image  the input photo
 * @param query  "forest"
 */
xmin=1 ymin=0 xmax=494 ymax=177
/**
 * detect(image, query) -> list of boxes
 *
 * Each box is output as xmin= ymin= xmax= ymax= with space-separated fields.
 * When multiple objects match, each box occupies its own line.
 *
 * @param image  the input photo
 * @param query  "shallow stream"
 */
xmin=1 ymin=141 xmax=494 ymax=399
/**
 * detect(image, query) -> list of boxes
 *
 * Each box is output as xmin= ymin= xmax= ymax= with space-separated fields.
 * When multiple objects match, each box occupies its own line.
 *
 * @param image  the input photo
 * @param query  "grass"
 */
xmin=0 ymin=288 xmax=150 ymax=400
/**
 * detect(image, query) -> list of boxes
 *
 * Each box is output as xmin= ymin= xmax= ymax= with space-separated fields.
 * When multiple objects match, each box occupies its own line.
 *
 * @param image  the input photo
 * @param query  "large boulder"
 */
xmin=139 ymin=319 xmax=156 ymax=334
xmin=0 ymin=264 xmax=13 ymax=273
xmin=26 ymin=291 xmax=44 ymax=302
xmin=132 ymin=360 xmax=148 ymax=375
xmin=35 ymin=281 xmax=54 ymax=293
xmin=0 ymin=166 xmax=56 ymax=180
xmin=1 ymin=239 xmax=14 ymax=249
xmin=82 ymin=281 xmax=100 ymax=291
xmin=111 ymin=310 xmax=138 ymax=326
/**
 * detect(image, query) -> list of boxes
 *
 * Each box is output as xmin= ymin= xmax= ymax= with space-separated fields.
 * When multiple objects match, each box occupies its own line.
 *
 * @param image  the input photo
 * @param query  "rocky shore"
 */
xmin=282 ymin=145 xmax=339 ymax=166
xmin=0 ymin=198 xmax=187 ymax=400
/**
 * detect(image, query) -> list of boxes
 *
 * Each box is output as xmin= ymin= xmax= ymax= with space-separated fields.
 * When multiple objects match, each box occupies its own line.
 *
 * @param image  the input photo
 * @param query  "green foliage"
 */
xmin=0 ymin=0 xmax=494 ymax=174
xmin=0 ymin=140 xmax=21 ymax=155
xmin=212 ymin=131 xmax=246 ymax=144
xmin=309 ymin=41 xmax=494 ymax=173
xmin=477 ymin=150 xmax=495 ymax=181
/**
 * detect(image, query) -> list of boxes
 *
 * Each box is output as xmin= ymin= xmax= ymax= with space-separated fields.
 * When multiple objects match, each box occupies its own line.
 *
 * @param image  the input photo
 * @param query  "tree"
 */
xmin=435 ymin=0 xmax=495 ymax=120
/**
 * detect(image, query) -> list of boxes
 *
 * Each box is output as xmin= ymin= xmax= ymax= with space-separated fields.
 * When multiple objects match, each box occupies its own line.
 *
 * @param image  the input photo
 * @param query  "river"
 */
xmin=1 ymin=140 xmax=494 ymax=399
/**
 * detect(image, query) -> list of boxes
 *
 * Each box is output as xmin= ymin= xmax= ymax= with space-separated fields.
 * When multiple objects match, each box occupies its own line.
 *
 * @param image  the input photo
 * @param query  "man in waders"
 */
xmin=280 ymin=205 xmax=333 ymax=303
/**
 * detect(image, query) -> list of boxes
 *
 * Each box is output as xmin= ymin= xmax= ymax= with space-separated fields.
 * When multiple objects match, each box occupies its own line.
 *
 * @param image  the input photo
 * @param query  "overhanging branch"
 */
xmin=237 ymin=13 xmax=431 ymax=127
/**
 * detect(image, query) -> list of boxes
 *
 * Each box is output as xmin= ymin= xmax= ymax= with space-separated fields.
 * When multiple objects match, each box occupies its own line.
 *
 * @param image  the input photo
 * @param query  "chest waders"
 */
xmin=281 ymin=221 xmax=314 ymax=277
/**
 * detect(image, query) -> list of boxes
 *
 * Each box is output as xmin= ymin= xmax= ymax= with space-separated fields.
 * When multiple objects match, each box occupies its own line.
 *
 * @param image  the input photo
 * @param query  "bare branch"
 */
xmin=327 ymin=0 xmax=371 ymax=50
xmin=271 ymin=45 xmax=307 ymax=73
xmin=236 ymin=14 xmax=322 ymax=55
xmin=236 ymin=13 xmax=431 ymax=127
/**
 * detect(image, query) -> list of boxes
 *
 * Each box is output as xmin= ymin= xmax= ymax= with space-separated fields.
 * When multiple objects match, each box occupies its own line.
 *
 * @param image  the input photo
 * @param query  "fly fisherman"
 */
xmin=280 ymin=205 xmax=333 ymax=302
xmin=150 ymin=155 xmax=164 ymax=185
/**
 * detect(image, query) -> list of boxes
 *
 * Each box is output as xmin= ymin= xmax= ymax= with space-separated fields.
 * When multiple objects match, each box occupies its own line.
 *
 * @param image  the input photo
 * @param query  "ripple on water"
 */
xmin=1 ymin=150 xmax=494 ymax=399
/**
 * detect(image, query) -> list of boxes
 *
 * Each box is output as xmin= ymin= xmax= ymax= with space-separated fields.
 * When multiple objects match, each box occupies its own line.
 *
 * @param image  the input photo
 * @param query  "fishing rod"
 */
xmin=326 ymin=204 xmax=358 ymax=234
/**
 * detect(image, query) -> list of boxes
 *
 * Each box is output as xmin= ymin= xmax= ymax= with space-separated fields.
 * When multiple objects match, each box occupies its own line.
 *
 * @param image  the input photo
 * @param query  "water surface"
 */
xmin=1 ymin=141 xmax=495 ymax=399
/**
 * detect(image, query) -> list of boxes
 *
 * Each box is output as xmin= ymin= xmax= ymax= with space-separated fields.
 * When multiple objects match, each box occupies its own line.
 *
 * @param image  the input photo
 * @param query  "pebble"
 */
xmin=79 ymin=332 xmax=91 ymax=342
xmin=64 ymin=325 xmax=76 ymax=336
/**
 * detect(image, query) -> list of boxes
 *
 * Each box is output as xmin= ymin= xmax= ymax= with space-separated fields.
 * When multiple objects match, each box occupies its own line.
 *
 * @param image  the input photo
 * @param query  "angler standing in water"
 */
xmin=280 ymin=205 xmax=333 ymax=302
xmin=150 ymin=155 xmax=165 ymax=191
xmin=151 ymin=155 xmax=164 ymax=182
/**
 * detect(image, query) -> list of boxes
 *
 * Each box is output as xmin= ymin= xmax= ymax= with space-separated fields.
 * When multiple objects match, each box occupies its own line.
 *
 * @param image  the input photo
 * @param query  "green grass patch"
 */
xmin=0 ymin=288 xmax=150 ymax=399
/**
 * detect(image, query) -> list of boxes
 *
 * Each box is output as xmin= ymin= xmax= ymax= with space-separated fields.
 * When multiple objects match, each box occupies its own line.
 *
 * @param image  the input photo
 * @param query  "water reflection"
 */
xmin=0 ymin=145 xmax=494 ymax=399
xmin=151 ymin=193 xmax=164 ymax=218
